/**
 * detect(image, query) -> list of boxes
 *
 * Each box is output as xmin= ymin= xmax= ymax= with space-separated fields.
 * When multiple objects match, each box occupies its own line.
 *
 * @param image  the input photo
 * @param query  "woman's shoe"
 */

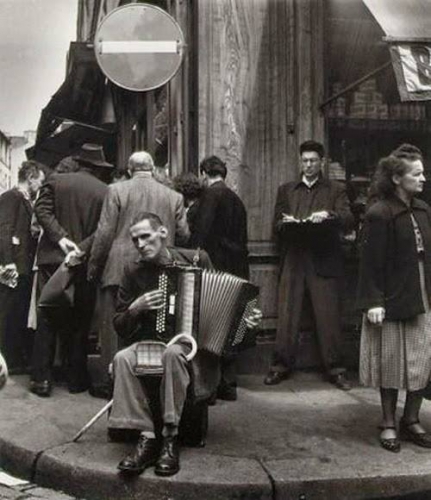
xmin=400 ymin=419 xmax=431 ymax=448
xmin=379 ymin=426 xmax=401 ymax=453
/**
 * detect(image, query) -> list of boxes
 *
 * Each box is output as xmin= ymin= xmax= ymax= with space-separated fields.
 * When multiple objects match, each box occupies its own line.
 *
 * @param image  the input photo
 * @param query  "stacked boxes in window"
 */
xmin=350 ymin=79 xmax=385 ymax=119
xmin=327 ymin=82 xmax=346 ymax=118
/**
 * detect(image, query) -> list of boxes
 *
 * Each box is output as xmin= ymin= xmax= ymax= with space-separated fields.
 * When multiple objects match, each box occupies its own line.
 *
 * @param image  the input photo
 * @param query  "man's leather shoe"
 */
xmin=330 ymin=372 xmax=351 ymax=391
xmin=68 ymin=381 xmax=90 ymax=394
xmin=264 ymin=371 xmax=290 ymax=386
xmin=207 ymin=392 xmax=217 ymax=406
xmin=29 ymin=380 xmax=52 ymax=397
xmin=217 ymin=383 xmax=237 ymax=401
xmin=118 ymin=435 xmax=160 ymax=474
xmin=154 ymin=436 xmax=180 ymax=476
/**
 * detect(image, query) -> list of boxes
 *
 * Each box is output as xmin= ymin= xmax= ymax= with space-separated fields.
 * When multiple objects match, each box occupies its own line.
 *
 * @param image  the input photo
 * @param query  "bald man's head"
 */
xmin=128 ymin=151 xmax=155 ymax=173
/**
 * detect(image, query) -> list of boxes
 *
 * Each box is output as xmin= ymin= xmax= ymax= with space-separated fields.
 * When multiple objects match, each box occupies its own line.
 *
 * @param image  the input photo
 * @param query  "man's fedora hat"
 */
xmin=74 ymin=143 xmax=113 ymax=168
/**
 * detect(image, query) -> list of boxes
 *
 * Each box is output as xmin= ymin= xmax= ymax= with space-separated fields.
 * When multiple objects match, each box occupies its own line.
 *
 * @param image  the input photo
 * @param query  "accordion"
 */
xmin=152 ymin=265 xmax=259 ymax=357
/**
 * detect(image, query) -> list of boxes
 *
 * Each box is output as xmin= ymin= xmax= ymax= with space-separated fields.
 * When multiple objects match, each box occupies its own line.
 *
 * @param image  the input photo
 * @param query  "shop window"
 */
xmin=326 ymin=0 xmax=431 ymax=226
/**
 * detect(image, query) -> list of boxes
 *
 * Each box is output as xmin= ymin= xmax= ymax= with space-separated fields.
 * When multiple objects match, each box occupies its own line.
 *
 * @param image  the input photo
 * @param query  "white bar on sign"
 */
xmin=100 ymin=41 xmax=178 ymax=54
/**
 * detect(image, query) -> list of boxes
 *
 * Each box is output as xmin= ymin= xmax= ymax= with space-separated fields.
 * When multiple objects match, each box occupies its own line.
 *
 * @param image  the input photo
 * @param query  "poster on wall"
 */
xmin=390 ymin=43 xmax=431 ymax=101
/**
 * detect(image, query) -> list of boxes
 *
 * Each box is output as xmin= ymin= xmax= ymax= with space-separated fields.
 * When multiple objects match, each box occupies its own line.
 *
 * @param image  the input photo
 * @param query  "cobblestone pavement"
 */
xmin=0 ymin=471 xmax=80 ymax=500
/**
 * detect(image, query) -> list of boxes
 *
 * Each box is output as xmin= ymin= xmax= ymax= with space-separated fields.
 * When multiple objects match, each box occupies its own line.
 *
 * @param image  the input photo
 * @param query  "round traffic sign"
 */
xmin=94 ymin=3 xmax=185 ymax=92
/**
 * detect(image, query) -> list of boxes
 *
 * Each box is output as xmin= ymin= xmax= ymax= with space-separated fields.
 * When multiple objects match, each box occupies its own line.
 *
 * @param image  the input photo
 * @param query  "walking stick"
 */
xmin=72 ymin=399 xmax=113 ymax=442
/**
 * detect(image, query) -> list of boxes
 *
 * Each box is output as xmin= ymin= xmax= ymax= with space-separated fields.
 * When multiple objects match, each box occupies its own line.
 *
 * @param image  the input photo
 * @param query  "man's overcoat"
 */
xmin=88 ymin=174 xmax=190 ymax=287
xmin=35 ymin=171 xmax=107 ymax=265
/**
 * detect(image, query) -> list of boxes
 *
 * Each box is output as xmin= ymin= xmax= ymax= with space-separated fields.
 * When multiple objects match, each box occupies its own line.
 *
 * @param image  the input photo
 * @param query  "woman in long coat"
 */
xmin=358 ymin=144 xmax=431 ymax=453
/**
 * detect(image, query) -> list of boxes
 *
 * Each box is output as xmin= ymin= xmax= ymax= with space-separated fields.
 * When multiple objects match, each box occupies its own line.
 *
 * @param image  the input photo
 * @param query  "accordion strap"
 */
xmin=166 ymin=334 xmax=198 ymax=362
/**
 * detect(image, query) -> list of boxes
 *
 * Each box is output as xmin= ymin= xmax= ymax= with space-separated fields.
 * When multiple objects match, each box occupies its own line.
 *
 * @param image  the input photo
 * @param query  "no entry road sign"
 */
xmin=94 ymin=3 xmax=185 ymax=92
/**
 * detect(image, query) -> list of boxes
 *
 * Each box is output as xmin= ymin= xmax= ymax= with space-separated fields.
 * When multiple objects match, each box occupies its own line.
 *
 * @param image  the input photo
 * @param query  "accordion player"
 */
xmin=150 ymin=264 xmax=259 ymax=357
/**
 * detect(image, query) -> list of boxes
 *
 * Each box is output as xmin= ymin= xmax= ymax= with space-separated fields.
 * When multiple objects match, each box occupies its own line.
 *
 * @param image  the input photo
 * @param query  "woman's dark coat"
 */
xmin=357 ymin=195 xmax=431 ymax=321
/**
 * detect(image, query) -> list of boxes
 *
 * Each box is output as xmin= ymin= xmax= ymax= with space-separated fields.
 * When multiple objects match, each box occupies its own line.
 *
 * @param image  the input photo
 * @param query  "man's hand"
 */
xmin=244 ymin=308 xmax=263 ymax=329
xmin=306 ymin=211 xmax=331 ymax=223
xmin=367 ymin=307 xmax=385 ymax=326
xmin=128 ymin=289 xmax=165 ymax=316
xmin=2 ymin=263 xmax=18 ymax=281
xmin=64 ymin=249 xmax=86 ymax=267
xmin=281 ymin=213 xmax=300 ymax=224
xmin=58 ymin=237 xmax=80 ymax=256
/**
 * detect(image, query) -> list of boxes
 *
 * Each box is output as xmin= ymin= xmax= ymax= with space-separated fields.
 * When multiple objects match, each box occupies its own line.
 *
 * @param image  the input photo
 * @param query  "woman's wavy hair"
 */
xmin=369 ymin=144 xmax=423 ymax=200
xmin=173 ymin=172 xmax=202 ymax=202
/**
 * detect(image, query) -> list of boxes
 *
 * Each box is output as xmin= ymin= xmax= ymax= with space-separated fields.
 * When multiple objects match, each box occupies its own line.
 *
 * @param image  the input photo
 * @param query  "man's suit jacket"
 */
xmin=190 ymin=180 xmax=249 ymax=279
xmin=273 ymin=177 xmax=353 ymax=278
xmin=87 ymin=174 xmax=190 ymax=288
xmin=0 ymin=188 xmax=36 ymax=275
xmin=35 ymin=171 xmax=107 ymax=267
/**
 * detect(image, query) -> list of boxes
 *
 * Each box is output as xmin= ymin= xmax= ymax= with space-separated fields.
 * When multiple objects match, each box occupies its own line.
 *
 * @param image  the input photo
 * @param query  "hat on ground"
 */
xmin=74 ymin=143 xmax=113 ymax=168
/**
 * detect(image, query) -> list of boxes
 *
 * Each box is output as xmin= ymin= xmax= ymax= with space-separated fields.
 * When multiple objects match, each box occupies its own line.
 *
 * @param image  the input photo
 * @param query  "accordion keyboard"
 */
xmin=156 ymin=272 xmax=169 ymax=334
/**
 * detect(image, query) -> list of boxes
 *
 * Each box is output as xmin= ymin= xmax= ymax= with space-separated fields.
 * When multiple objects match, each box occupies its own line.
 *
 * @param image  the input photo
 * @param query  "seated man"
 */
xmin=110 ymin=212 xmax=261 ymax=477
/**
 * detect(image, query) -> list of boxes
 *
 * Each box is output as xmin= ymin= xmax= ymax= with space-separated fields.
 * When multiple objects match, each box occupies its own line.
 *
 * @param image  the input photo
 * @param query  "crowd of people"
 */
xmin=0 ymin=139 xmax=430 ymax=476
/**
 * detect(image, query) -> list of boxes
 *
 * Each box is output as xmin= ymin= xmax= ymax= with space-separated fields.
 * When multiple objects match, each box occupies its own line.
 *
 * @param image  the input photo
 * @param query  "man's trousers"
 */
xmin=271 ymin=249 xmax=344 ymax=375
xmin=108 ymin=342 xmax=191 ymax=437
xmin=31 ymin=264 xmax=96 ymax=389
xmin=0 ymin=275 xmax=33 ymax=370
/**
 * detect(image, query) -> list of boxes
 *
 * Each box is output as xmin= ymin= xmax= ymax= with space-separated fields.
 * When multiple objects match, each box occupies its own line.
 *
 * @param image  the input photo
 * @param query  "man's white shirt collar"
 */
xmin=301 ymin=176 xmax=318 ymax=189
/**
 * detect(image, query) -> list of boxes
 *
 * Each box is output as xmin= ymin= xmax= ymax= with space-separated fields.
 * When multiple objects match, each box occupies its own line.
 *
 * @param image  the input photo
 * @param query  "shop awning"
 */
xmin=36 ymin=42 xmax=107 ymax=144
xmin=32 ymin=42 xmax=116 ymax=167
xmin=362 ymin=0 xmax=431 ymax=41
xmin=363 ymin=0 xmax=431 ymax=101
xmin=28 ymin=122 xmax=115 ymax=169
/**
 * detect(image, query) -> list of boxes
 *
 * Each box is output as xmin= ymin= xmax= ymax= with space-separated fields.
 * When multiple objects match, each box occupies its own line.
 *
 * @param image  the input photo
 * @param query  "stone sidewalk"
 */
xmin=2 ymin=373 xmax=431 ymax=499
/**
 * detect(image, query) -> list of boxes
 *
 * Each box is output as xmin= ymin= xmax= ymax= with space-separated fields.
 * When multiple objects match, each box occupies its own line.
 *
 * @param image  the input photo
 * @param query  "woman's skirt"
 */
xmin=360 ymin=261 xmax=431 ymax=391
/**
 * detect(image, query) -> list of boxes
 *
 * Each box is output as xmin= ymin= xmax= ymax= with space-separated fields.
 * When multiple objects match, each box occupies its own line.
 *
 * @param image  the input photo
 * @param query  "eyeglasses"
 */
xmin=301 ymin=158 xmax=320 ymax=164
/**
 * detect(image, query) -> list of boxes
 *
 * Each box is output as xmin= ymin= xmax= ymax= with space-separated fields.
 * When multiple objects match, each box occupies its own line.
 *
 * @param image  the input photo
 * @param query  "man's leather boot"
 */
xmin=154 ymin=436 xmax=180 ymax=476
xmin=117 ymin=434 xmax=160 ymax=474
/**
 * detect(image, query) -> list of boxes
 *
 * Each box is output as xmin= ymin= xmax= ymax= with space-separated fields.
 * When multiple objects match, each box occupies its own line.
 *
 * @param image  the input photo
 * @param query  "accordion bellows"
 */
xmin=154 ymin=265 xmax=259 ymax=357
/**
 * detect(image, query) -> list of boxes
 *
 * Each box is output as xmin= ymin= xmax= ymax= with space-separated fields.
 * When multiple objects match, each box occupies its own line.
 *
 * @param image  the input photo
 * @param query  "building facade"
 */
xmin=31 ymin=0 xmax=431 ymax=372
xmin=0 ymin=130 xmax=12 ymax=195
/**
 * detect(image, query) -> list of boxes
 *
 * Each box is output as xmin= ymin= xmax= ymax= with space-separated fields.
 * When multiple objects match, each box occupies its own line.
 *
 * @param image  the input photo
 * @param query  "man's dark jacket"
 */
xmin=190 ymin=181 xmax=249 ymax=279
xmin=357 ymin=196 xmax=431 ymax=321
xmin=0 ymin=188 xmax=35 ymax=275
xmin=35 ymin=171 xmax=107 ymax=266
xmin=274 ymin=177 xmax=353 ymax=278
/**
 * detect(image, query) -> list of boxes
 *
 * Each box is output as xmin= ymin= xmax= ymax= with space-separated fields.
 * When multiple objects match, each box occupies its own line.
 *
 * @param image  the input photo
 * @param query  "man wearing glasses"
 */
xmin=264 ymin=140 xmax=354 ymax=390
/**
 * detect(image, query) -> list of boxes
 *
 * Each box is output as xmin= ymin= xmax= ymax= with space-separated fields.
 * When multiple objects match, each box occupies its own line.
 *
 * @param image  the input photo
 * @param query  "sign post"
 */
xmin=94 ymin=4 xmax=185 ymax=92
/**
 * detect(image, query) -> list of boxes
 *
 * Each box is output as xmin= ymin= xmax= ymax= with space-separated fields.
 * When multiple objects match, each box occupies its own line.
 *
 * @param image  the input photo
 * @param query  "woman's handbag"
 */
xmin=133 ymin=333 xmax=198 ymax=376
